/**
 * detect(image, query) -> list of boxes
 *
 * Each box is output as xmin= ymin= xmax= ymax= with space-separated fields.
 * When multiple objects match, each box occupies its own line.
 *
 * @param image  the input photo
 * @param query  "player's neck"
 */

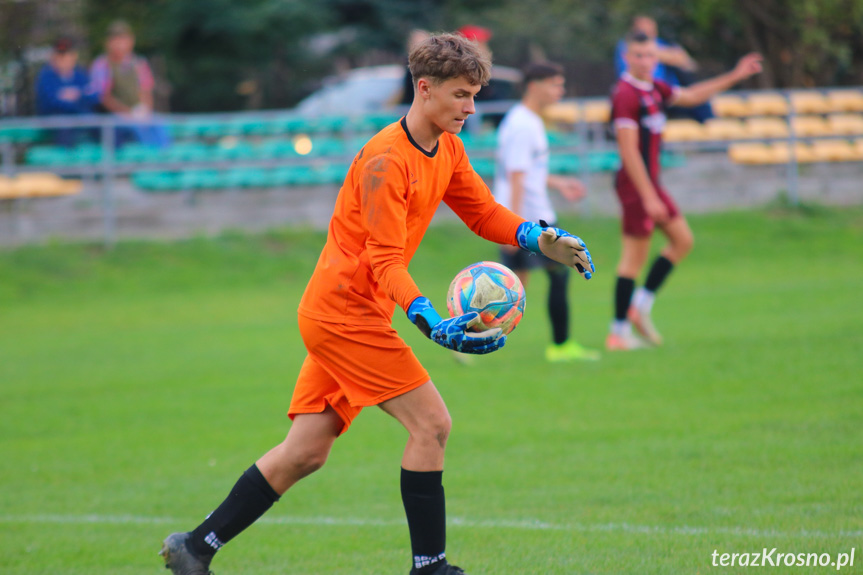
xmin=404 ymin=108 xmax=443 ymax=152
xmin=521 ymin=95 xmax=545 ymax=116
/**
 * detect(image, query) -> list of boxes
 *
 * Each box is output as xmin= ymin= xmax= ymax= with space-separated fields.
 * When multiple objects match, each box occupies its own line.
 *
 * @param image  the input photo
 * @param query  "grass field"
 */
xmin=1 ymin=205 xmax=862 ymax=574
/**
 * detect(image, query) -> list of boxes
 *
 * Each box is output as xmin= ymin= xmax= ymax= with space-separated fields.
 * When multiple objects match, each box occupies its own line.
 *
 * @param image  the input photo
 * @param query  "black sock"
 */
xmin=188 ymin=464 xmax=280 ymax=558
xmin=546 ymin=266 xmax=570 ymax=345
xmin=614 ymin=276 xmax=636 ymax=321
xmin=401 ymin=468 xmax=446 ymax=574
xmin=644 ymin=256 xmax=675 ymax=293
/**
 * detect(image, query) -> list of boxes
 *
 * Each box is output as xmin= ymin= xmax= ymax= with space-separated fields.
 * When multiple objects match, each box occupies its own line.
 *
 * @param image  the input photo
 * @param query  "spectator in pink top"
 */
xmin=90 ymin=20 xmax=168 ymax=147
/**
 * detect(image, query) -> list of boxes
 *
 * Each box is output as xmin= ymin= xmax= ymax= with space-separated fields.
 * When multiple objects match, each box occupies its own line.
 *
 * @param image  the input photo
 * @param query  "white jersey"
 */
xmin=493 ymin=103 xmax=555 ymax=223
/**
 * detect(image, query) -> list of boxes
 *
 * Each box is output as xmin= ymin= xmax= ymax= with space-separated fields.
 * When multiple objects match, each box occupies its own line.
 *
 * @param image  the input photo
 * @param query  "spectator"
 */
xmin=90 ymin=20 xmax=169 ymax=147
xmin=615 ymin=15 xmax=713 ymax=123
xmin=35 ymin=37 xmax=99 ymax=146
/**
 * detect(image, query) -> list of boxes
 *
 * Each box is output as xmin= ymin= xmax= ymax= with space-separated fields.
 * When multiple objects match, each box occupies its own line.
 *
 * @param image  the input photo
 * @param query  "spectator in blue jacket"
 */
xmin=35 ymin=37 xmax=99 ymax=146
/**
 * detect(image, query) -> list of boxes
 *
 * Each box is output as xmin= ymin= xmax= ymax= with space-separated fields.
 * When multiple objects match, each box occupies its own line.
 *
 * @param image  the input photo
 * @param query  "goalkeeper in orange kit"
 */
xmin=160 ymin=32 xmax=594 ymax=575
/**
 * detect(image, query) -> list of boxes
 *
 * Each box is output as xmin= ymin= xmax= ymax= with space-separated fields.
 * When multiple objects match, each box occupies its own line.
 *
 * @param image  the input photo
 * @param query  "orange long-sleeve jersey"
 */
xmin=298 ymin=118 xmax=525 ymax=326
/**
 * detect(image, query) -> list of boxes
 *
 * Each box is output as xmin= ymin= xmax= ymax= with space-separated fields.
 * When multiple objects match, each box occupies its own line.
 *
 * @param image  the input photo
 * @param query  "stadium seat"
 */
xmin=543 ymin=102 xmax=580 ymax=124
xmin=132 ymin=171 xmax=176 ymax=191
xmin=582 ymin=101 xmax=611 ymax=123
xmin=26 ymin=145 xmax=72 ymax=166
xmin=826 ymin=113 xmax=863 ymax=136
xmin=769 ymin=142 xmax=816 ymax=164
xmin=790 ymin=92 xmax=831 ymax=115
xmin=826 ymin=89 xmax=863 ymax=112
xmin=548 ymin=154 xmax=580 ymax=174
xmin=588 ymin=150 xmax=620 ymax=171
xmin=811 ymin=139 xmax=858 ymax=162
xmin=710 ymin=94 xmax=750 ymax=117
xmin=728 ymin=143 xmax=773 ymax=164
xmin=703 ymin=118 xmax=749 ymax=140
xmin=0 ymin=126 xmax=44 ymax=144
xmin=854 ymin=138 xmax=863 ymax=158
xmin=744 ymin=117 xmax=790 ymax=139
xmin=747 ymin=92 xmax=789 ymax=116
xmin=3 ymin=172 xmax=82 ymax=197
xmin=179 ymin=169 xmax=221 ymax=189
xmin=663 ymin=119 xmax=705 ymax=141
xmin=790 ymin=115 xmax=830 ymax=137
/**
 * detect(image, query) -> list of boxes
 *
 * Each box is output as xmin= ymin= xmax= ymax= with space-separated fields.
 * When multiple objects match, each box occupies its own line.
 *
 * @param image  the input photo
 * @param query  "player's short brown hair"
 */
xmin=408 ymin=32 xmax=492 ymax=87
xmin=523 ymin=61 xmax=564 ymax=84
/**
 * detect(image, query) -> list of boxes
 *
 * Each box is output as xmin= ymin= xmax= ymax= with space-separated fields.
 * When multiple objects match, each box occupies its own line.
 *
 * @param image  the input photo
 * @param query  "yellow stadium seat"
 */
xmin=790 ymin=92 xmax=831 ymax=114
xmin=827 ymin=89 xmax=863 ymax=113
xmin=770 ymin=142 xmax=816 ymax=164
xmin=544 ymin=102 xmax=580 ymax=124
xmin=9 ymin=173 xmax=83 ymax=198
xmin=790 ymin=115 xmax=830 ymax=137
xmin=826 ymin=113 xmax=863 ymax=135
xmin=747 ymin=92 xmax=789 ymax=115
xmin=711 ymin=94 xmax=750 ymax=117
xmin=703 ymin=118 xmax=750 ymax=140
xmin=853 ymin=138 xmax=863 ymax=158
xmin=582 ymin=101 xmax=611 ymax=123
xmin=0 ymin=175 xmax=17 ymax=199
xmin=728 ymin=143 xmax=773 ymax=164
xmin=811 ymin=140 xmax=858 ymax=162
xmin=663 ymin=119 xmax=705 ymax=141
xmin=744 ymin=117 xmax=790 ymax=138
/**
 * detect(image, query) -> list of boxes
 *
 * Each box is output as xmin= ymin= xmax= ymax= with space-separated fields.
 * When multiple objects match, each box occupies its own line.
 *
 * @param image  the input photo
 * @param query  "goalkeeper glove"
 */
xmin=407 ymin=296 xmax=506 ymax=355
xmin=516 ymin=219 xmax=595 ymax=280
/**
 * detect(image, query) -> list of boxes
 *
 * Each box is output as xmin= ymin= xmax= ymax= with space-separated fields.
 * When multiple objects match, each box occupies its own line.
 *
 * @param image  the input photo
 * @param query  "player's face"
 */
xmin=536 ymin=75 xmax=566 ymax=108
xmin=625 ymin=40 xmax=659 ymax=82
xmin=425 ymin=76 xmax=481 ymax=134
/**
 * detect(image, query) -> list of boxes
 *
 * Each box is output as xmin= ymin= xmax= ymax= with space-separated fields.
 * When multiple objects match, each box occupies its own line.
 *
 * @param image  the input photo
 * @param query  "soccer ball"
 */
xmin=446 ymin=261 xmax=526 ymax=335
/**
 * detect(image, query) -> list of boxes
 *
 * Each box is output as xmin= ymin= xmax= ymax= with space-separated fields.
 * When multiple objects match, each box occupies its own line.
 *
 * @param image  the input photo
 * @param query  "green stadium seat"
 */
xmin=26 ymin=145 xmax=71 ymax=166
xmin=0 ymin=126 xmax=44 ymax=143
xmin=549 ymin=154 xmax=581 ymax=174
xmin=179 ymin=169 xmax=221 ymax=189
xmin=132 ymin=171 xmax=179 ymax=191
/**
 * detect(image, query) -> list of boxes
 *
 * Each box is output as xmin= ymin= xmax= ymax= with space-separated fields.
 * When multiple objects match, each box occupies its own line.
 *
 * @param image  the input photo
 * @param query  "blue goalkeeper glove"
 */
xmin=516 ymin=219 xmax=595 ymax=280
xmin=407 ymin=296 xmax=506 ymax=355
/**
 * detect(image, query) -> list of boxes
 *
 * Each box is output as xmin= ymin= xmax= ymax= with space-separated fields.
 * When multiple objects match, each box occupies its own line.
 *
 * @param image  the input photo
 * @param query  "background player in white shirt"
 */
xmin=494 ymin=61 xmax=599 ymax=362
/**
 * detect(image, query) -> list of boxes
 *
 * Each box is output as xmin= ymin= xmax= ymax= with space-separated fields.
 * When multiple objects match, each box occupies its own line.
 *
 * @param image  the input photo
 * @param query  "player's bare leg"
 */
xmin=256 ymin=407 xmax=342 ymax=493
xmin=380 ymin=380 xmax=451 ymax=471
xmin=161 ymin=408 xmax=342 ymax=575
xmin=608 ymin=235 xmax=651 ymax=350
xmin=380 ymin=381 xmax=464 ymax=574
xmin=658 ymin=215 xmax=694 ymax=264
xmin=628 ymin=215 xmax=693 ymax=345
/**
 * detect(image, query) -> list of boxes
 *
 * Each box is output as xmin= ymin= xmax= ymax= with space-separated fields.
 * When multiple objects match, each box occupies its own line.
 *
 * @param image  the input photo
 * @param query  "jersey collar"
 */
xmin=621 ymin=71 xmax=654 ymax=92
xmin=400 ymin=116 xmax=439 ymax=158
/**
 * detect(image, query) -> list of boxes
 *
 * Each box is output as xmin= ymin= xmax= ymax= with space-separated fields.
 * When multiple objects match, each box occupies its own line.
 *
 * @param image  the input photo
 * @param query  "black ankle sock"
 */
xmin=401 ymin=468 xmax=446 ymax=574
xmin=614 ymin=277 xmax=636 ymax=321
xmin=546 ymin=266 xmax=570 ymax=345
xmin=188 ymin=464 xmax=280 ymax=557
xmin=644 ymin=256 xmax=674 ymax=293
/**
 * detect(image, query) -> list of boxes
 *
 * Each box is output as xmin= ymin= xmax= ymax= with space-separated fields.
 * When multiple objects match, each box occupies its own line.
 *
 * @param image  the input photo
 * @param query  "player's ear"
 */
xmin=416 ymin=77 xmax=432 ymax=100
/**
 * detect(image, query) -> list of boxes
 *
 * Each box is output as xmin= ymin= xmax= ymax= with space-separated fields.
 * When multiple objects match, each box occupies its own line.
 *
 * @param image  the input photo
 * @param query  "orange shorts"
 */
xmin=288 ymin=314 xmax=430 ymax=434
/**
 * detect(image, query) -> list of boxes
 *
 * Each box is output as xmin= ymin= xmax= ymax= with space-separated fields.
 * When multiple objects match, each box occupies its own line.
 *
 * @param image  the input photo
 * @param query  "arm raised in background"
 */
xmin=673 ymin=53 xmax=763 ymax=108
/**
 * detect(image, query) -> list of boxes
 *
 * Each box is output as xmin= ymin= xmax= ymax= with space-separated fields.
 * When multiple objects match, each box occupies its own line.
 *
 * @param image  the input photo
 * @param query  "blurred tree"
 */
xmin=5 ymin=0 xmax=859 ymax=113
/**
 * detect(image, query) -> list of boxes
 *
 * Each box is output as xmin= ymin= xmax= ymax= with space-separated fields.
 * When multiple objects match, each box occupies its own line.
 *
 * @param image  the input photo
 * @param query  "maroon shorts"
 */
xmin=615 ymin=175 xmax=680 ymax=237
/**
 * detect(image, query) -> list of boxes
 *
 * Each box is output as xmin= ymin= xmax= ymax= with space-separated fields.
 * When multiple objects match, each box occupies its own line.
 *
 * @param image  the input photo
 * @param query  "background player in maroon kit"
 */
xmin=607 ymin=31 xmax=762 ymax=350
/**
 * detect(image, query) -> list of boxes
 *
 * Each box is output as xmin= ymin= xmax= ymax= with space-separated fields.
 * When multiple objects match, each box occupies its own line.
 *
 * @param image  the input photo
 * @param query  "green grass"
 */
xmin=1 ymin=206 xmax=862 ymax=574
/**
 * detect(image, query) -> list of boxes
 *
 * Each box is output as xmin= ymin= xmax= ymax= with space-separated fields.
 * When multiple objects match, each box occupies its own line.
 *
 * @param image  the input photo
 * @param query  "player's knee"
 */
xmin=292 ymin=447 xmax=329 ymax=477
xmin=415 ymin=411 xmax=452 ymax=449
xmin=675 ymin=231 xmax=695 ymax=258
